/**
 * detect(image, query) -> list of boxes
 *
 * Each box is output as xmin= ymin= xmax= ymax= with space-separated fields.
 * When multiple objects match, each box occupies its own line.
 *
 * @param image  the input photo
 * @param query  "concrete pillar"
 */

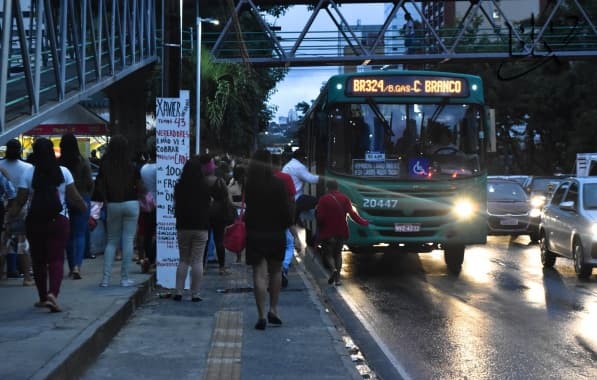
xmin=105 ymin=67 xmax=152 ymax=155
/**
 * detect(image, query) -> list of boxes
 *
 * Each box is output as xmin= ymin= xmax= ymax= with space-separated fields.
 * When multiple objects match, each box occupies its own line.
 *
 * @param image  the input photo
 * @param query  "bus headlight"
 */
xmin=453 ymin=198 xmax=476 ymax=220
xmin=530 ymin=195 xmax=546 ymax=208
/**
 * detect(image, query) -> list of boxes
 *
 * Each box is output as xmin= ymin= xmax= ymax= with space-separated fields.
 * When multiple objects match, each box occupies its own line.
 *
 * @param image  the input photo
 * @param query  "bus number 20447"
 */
xmin=363 ymin=198 xmax=398 ymax=208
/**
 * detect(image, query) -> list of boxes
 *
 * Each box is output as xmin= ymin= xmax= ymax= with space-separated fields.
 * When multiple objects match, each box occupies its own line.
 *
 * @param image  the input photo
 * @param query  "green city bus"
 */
xmin=300 ymin=70 xmax=492 ymax=273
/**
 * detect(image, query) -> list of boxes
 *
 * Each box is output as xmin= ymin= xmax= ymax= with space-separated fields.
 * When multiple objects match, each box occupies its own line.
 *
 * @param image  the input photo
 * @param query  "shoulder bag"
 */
xmin=223 ymin=192 xmax=246 ymax=254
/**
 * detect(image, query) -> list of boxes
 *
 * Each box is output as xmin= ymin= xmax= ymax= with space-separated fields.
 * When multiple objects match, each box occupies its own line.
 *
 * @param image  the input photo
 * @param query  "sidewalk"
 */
xmin=0 ymin=249 xmax=363 ymax=380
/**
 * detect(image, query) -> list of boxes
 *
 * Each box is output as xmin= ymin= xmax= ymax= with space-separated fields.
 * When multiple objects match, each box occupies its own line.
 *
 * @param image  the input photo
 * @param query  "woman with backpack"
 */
xmin=9 ymin=138 xmax=87 ymax=312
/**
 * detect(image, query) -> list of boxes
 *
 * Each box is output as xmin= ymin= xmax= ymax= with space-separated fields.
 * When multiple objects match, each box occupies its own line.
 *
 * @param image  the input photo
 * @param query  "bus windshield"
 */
xmin=328 ymin=102 xmax=484 ymax=179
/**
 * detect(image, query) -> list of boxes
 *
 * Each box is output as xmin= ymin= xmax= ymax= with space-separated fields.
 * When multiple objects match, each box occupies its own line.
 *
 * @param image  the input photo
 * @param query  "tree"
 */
xmin=294 ymin=101 xmax=311 ymax=119
xmin=185 ymin=3 xmax=289 ymax=155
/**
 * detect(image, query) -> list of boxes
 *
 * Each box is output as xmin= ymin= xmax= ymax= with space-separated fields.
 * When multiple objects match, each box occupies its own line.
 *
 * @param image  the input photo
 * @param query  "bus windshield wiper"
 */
xmin=365 ymin=97 xmax=394 ymax=136
xmin=429 ymin=97 xmax=450 ymax=123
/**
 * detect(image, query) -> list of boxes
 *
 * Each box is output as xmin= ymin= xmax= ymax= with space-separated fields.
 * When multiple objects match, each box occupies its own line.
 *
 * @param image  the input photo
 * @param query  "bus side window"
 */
xmin=316 ymin=111 xmax=328 ymax=176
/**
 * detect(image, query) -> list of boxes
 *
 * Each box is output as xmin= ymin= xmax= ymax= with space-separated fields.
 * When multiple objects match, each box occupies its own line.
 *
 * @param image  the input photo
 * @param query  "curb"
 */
xmin=31 ymin=275 xmax=156 ymax=380
xmin=298 ymin=247 xmax=405 ymax=380
xmin=294 ymin=252 xmax=363 ymax=380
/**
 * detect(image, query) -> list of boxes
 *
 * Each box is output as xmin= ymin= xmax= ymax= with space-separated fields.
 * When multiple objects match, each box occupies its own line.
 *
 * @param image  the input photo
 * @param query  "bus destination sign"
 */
xmin=346 ymin=76 xmax=469 ymax=97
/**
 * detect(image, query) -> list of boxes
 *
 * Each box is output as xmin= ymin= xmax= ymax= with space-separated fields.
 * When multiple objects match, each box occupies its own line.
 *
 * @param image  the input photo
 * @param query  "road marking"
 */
xmin=203 ymin=311 xmax=242 ymax=380
xmin=337 ymin=285 xmax=412 ymax=380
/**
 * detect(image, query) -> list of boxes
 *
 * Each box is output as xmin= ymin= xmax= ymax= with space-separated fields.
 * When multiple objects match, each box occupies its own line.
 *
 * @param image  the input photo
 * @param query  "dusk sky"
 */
xmin=265 ymin=4 xmax=387 ymax=119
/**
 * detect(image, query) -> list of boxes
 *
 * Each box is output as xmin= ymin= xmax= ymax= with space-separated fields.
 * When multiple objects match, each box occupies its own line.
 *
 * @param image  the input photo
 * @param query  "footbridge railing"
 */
xmin=0 ymin=0 xmax=158 ymax=142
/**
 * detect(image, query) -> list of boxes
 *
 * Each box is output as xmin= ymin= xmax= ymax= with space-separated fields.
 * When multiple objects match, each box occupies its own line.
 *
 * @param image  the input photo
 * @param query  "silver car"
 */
xmin=539 ymin=177 xmax=597 ymax=279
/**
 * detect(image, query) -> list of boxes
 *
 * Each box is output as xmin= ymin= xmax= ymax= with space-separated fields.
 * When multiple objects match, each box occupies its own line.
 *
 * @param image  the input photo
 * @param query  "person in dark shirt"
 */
xmin=316 ymin=179 xmax=368 ymax=286
xmin=173 ymin=156 xmax=211 ymax=301
xmin=245 ymin=149 xmax=293 ymax=330
xmin=94 ymin=135 xmax=145 ymax=288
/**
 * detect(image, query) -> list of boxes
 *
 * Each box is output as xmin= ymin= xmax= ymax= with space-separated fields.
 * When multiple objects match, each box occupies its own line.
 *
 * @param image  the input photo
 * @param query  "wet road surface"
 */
xmin=336 ymin=235 xmax=597 ymax=380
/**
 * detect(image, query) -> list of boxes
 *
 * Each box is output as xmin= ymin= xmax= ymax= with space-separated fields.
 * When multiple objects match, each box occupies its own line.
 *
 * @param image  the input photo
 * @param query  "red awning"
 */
xmin=25 ymin=105 xmax=108 ymax=136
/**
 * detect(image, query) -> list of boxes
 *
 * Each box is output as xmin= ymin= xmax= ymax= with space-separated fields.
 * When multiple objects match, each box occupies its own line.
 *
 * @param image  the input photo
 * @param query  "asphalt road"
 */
xmin=334 ymin=235 xmax=597 ymax=380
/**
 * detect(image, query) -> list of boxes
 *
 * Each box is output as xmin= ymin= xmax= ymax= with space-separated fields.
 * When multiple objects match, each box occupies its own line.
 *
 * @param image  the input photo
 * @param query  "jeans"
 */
xmin=283 ymin=228 xmax=294 ymax=271
xmin=26 ymin=214 xmax=70 ymax=299
xmin=204 ymin=222 xmax=226 ymax=268
xmin=142 ymin=209 xmax=156 ymax=264
xmin=67 ymin=194 xmax=91 ymax=271
xmin=103 ymin=200 xmax=140 ymax=282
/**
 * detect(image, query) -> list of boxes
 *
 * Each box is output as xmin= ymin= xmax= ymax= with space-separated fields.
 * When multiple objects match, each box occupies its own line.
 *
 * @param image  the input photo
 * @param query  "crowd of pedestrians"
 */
xmin=0 ymin=139 xmax=30 ymax=286
xmin=0 ymin=135 xmax=369 ymax=329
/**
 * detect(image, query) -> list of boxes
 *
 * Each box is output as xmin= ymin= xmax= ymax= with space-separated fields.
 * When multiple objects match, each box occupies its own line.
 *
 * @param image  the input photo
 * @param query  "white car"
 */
xmin=539 ymin=177 xmax=597 ymax=279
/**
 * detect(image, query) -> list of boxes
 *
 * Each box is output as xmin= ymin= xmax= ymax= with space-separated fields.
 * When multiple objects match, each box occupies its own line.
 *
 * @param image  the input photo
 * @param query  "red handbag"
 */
xmin=224 ymin=193 xmax=246 ymax=254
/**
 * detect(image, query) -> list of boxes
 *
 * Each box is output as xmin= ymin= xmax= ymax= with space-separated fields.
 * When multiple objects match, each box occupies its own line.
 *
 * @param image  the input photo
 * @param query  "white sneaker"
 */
xmin=120 ymin=279 xmax=135 ymax=287
xmin=99 ymin=281 xmax=109 ymax=288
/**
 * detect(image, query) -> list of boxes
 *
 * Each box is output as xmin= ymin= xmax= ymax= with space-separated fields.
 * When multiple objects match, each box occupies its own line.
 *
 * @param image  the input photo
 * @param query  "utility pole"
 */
xmin=162 ymin=0 xmax=181 ymax=97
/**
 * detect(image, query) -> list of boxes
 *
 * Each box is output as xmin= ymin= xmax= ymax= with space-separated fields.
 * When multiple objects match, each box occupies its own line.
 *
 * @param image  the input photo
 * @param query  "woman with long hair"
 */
xmin=173 ymin=156 xmax=211 ymax=301
xmin=94 ymin=134 xmax=144 ymax=287
xmin=245 ymin=149 xmax=292 ymax=330
xmin=59 ymin=133 xmax=94 ymax=279
xmin=10 ymin=138 xmax=87 ymax=312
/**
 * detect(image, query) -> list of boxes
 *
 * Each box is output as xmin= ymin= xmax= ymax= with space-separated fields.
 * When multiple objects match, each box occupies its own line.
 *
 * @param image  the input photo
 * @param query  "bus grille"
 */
xmin=379 ymin=230 xmax=436 ymax=238
xmin=366 ymin=208 xmax=451 ymax=217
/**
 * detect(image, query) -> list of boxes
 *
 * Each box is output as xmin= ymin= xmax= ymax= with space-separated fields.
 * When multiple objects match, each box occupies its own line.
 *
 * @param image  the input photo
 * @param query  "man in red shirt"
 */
xmin=316 ymin=179 xmax=368 ymax=285
xmin=272 ymin=154 xmax=296 ymax=288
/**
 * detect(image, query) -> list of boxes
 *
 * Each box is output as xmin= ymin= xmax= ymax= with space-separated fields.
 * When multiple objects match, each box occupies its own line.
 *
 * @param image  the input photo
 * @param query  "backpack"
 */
xmin=28 ymin=180 xmax=63 ymax=223
xmin=208 ymin=178 xmax=236 ymax=225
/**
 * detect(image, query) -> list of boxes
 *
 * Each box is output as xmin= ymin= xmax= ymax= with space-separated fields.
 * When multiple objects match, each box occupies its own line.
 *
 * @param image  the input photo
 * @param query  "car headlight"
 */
xmin=453 ymin=198 xmax=476 ymax=220
xmin=591 ymin=224 xmax=597 ymax=240
xmin=529 ymin=208 xmax=542 ymax=218
xmin=530 ymin=195 xmax=546 ymax=208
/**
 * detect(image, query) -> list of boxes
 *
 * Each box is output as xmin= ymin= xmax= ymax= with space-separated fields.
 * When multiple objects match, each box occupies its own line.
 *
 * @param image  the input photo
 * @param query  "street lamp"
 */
xmin=195 ymin=16 xmax=219 ymax=155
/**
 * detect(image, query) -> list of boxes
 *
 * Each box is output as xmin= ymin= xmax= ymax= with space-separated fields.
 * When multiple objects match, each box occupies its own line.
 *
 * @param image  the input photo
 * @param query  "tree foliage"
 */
xmin=294 ymin=101 xmax=311 ymax=119
xmin=428 ymin=2 xmax=597 ymax=175
xmin=174 ymin=2 xmax=290 ymax=156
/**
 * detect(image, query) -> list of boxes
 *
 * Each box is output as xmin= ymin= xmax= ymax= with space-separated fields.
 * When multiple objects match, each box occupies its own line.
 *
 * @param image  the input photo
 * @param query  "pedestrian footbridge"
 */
xmin=0 ymin=0 xmax=157 ymax=143
xmin=205 ymin=0 xmax=597 ymax=66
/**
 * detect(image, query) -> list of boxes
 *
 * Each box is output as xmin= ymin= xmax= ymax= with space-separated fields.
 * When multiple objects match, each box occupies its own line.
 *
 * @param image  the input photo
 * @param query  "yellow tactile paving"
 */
xmin=203 ymin=310 xmax=243 ymax=380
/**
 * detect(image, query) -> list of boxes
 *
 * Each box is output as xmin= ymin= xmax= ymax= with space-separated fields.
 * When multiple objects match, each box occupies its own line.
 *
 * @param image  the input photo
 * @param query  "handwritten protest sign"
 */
xmin=155 ymin=91 xmax=189 ymax=288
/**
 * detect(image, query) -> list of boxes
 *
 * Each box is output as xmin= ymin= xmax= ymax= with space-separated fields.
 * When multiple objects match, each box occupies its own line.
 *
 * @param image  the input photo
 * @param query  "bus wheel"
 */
xmin=444 ymin=244 xmax=465 ymax=274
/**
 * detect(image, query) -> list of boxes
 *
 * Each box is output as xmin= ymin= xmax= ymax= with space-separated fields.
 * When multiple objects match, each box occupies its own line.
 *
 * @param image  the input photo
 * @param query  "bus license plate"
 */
xmin=500 ymin=218 xmax=518 ymax=226
xmin=394 ymin=223 xmax=421 ymax=232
